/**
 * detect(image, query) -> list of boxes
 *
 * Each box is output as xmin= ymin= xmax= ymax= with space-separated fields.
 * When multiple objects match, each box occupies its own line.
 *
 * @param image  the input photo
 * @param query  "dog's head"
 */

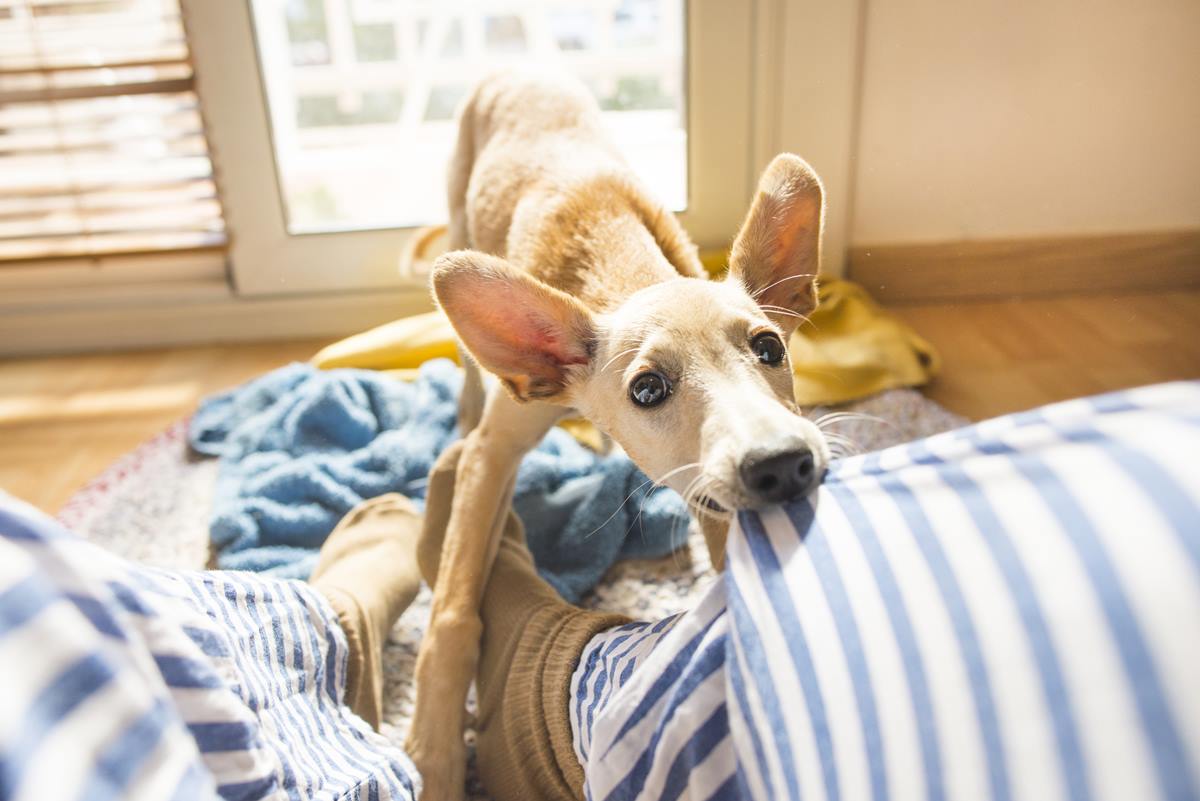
xmin=432 ymin=154 xmax=827 ymax=514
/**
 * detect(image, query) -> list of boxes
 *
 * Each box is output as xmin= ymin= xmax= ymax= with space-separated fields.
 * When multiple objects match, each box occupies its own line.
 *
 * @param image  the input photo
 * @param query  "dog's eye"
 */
xmin=752 ymin=332 xmax=786 ymax=365
xmin=630 ymin=372 xmax=671 ymax=408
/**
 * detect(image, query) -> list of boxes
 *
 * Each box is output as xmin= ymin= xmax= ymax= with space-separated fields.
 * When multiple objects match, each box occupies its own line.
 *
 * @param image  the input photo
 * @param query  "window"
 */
xmin=185 ymin=0 xmax=764 ymax=296
xmin=0 ymin=0 xmax=226 ymax=263
xmin=3 ymin=1 xmax=858 ymax=351
xmin=248 ymin=0 xmax=687 ymax=234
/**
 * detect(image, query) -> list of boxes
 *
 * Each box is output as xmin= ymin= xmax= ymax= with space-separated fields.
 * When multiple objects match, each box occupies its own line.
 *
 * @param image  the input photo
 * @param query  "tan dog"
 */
xmin=406 ymin=71 xmax=829 ymax=799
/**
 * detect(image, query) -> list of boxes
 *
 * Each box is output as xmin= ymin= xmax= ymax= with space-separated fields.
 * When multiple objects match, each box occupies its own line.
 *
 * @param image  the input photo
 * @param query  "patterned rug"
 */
xmin=58 ymin=388 xmax=966 ymax=798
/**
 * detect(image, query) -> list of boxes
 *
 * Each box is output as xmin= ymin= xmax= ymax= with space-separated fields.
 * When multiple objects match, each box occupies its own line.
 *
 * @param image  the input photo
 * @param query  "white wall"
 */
xmin=849 ymin=0 xmax=1200 ymax=245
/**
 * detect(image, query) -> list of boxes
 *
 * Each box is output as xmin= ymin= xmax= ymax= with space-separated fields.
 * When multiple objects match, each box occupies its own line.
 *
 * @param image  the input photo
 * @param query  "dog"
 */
xmin=406 ymin=71 xmax=829 ymax=799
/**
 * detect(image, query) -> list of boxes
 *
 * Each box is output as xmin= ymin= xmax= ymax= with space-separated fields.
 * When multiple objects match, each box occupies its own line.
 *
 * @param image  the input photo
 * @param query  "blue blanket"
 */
xmin=188 ymin=359 xmax=690 ymax=601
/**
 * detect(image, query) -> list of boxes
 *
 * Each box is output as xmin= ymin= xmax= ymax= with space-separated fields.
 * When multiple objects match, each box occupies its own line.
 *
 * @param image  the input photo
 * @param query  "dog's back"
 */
xmin=448 ymin=71 xmax=704 ymax=312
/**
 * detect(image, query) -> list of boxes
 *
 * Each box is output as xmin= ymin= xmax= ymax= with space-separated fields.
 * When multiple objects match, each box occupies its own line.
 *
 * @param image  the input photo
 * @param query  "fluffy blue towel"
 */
xmin=188 ymin=359 xmax=690 ymax=601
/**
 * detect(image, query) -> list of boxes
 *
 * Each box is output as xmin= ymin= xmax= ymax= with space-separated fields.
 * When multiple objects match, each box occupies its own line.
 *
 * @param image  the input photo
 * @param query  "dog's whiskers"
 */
xmin=677 ymin=472 xmax=704 ymax=503
xmin=677 ymin=473 xmax=709 ymax=516
xmin=602 ymin=345 xmax=643 ymax=373
xmin=631 ymin=485 xmax=653 ymax=542
xmin=665 ymin=472 xmax=708 ymax=557
xmin=822 ymin=431 xmax=862 ymax=457
xmin=750 ymin=273 xmax=817 ymax=301
xmin=683 ymin=474 xmax=732 ymax=522
xmin=758 ymin=304 xmax=807 ymax=321
xmin=814 ymin=410 xmax=893 ymax=459
xmin=626 ymin=461 xmax=702 ymax=547
xmin=758 ymin=304 xmax=814 ymax=325
xmin=613 ymin=462 xmax=703 ymax=548
xmin=581 ymin=474 xmax=657 ymax=541
xmin=654 ymin=461 xmax=702 ymax=488
xmin=815 ymin=410 xmax=890 ymax=429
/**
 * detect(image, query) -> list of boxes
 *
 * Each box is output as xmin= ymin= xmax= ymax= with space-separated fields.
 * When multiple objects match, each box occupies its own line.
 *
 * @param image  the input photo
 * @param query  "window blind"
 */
xmin=0 ymin=0 xmax=227 ymax=263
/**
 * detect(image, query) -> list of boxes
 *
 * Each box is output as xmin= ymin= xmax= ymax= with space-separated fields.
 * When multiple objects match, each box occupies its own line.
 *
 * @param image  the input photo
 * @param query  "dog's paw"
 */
xmin=407 ymin=734 xmax=466 ymax=801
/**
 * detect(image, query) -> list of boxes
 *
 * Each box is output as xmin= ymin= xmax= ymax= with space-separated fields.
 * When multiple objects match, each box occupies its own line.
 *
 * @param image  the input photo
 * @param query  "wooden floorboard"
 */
xmin=2 ymin=289 xmax=1199 ymax=515
xmin=889 ymin=289 xmax=1200 ymax=420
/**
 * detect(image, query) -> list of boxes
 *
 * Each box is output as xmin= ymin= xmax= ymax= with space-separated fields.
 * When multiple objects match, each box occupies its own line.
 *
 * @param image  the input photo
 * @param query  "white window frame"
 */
xmin=182 ymin=0 xmax=856 ymax=296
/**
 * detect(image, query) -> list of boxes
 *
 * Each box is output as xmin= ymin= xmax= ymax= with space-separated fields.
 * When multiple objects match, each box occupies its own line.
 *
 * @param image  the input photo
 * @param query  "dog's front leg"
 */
xmin=406 ymin=394 xmax=562 ymax=801
xmin=698 ymin=513 xmax=730 ymax=572
xmin=406 ymin=434 xmax=510 ymax=800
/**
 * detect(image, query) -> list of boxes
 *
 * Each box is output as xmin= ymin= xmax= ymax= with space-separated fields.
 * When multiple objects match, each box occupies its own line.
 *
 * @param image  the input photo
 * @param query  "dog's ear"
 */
xmin=432 ymin=251 xmax=595 ymax=403
xmin=727 ymin=153 xmax=823 ymax=332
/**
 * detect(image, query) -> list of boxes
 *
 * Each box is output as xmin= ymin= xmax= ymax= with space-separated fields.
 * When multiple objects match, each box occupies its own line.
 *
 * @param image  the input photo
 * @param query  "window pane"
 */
xmin=250 ymin=0 xmax=686 ymax=234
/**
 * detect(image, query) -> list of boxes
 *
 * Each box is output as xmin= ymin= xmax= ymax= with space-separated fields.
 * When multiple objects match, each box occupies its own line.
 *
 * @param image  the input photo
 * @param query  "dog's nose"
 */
xmin=739 ymin=446 xmax=819 ymax=505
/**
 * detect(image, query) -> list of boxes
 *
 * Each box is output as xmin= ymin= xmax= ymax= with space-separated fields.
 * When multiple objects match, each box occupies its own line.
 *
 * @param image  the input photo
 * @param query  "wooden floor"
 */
xmin=891 ymin=289 xmax=1200 ymax=419
xmin=2 ymin=289 xmax=1199 ymax=515
xmin=0 ymin=339 xmax=329 ymax=515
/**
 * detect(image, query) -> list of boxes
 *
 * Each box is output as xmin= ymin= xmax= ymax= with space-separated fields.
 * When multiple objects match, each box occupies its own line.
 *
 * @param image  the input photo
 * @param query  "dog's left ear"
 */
xmin=432 ymin=250 xmax=595 ymax=403
xmin=727 ymin=153 xmax=823 ymax=332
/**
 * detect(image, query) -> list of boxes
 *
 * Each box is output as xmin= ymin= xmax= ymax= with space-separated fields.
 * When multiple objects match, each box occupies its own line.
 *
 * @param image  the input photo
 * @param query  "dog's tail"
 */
xmin=407 ymin=226 xmax=483 ymax=431
xmin=398 ymin=224 xmax=448 ymax=277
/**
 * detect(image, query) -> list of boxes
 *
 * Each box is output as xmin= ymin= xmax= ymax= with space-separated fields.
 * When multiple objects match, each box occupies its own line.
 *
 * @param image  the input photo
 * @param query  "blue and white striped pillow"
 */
xmin=574 ymin=382 xmax=1200 ymax=801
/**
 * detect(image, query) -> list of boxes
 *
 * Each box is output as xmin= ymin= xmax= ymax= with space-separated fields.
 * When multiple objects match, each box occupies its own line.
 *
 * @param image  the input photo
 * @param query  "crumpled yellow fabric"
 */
xmin=787 ymin=278 xmax=939 ymax=405
xmin=311 ymin=276 xmax=938 ymax=407
xmin=312 ymin=312 xmax=459 ymax=376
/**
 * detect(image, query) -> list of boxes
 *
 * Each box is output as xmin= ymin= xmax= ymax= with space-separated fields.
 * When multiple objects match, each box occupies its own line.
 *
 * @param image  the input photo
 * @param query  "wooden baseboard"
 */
xmin=847 ymin=229 xmax=1200 ymax=303
xmin=0 ymin=284 xmax=434 ymax=357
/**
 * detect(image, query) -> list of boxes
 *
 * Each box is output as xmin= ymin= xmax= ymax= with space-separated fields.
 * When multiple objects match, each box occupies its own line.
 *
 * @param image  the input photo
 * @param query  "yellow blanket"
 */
xmin=311 ymin=277 xmax=938 ymax=407
xmin=786 ymin=278 xmax=940 ymax=404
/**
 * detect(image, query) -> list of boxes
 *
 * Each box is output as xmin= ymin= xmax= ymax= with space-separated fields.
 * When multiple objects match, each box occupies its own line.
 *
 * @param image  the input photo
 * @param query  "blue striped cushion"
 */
xmin=572 ymin=382 xmax=1200 ymax=801
xmin=0 ymin=494 xmax=419 ymax=801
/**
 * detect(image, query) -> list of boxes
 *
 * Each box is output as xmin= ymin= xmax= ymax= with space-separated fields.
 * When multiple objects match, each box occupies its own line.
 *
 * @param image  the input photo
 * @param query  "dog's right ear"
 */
xmin=432 ymin=251 xmax=596 ymax=403
xmin=727 ymin=153 xmax=824 ymax=333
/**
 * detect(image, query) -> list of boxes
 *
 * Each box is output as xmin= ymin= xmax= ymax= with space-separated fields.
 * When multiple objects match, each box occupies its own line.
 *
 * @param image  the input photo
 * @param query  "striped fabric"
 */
xmin=571 ymin=382 xmax=1200 ymax=801
xmin=0 ymin=493 xmax=418 ymax=801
